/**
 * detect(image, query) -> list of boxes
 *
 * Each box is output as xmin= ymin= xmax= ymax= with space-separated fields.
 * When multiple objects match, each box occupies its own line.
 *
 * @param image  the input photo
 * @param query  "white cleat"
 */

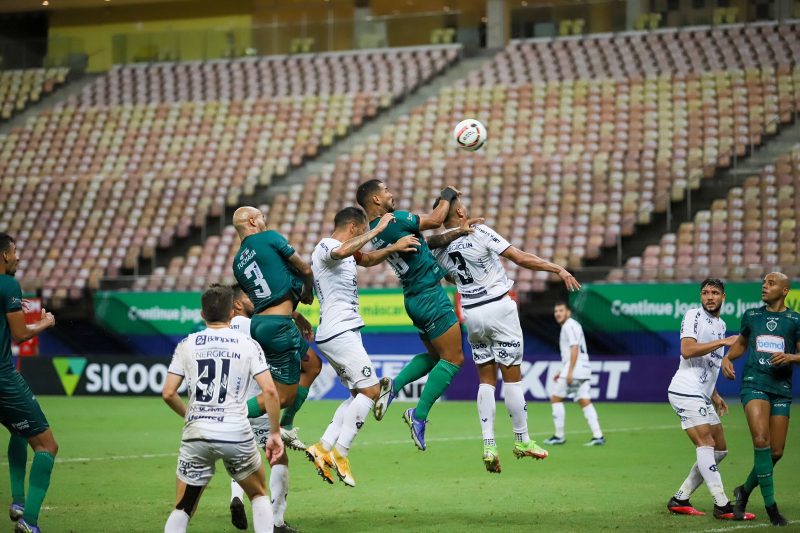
xmin=280 ymin=426 xmax=307 ymax=451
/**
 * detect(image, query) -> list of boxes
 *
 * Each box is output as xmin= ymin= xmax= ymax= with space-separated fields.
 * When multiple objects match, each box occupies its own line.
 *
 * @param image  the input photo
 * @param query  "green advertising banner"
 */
xmin=95 ymin=288 xmax=455 ymax=335
xmin=571 ymin=282 xmax=800 ymax=333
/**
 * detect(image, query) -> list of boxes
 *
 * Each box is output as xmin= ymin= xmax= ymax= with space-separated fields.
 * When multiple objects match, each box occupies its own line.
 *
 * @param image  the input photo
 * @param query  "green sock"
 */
xmin=23 ymin=451 xmax=55 ymax=526
xmin=8 ymin=434 xmax=27 ymax=505
xmin=393 ymin=353 xmax=437 ymax=393
xmin=280 ymin=385 xmax=310 ymax=429
xmin=754 ymin=446 xmax=775 ymax=506
xmin=743 ymin=454 xmax=781 ymax=495
xmin=414 ymin=360 xmax=460 ymax=421
xmin=247 ymin=396 xmax=264 ymax=418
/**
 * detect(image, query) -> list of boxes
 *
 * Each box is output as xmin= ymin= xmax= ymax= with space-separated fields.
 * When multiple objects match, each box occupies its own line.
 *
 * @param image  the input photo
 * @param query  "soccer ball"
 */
xmin=453 ymin=119 xmax=487 ymax=152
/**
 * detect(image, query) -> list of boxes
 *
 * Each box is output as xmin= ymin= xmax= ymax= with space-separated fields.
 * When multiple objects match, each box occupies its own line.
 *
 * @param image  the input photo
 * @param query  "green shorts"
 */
xmin=250 ymin=315 xmax=308 ymax=385
xmin=0 ymin=371 xmax=50 ymax=438
xmin=740 ymin=387 xmax=792 ymax=418
xmin=405 ymin=286 xmax=458 ymax=343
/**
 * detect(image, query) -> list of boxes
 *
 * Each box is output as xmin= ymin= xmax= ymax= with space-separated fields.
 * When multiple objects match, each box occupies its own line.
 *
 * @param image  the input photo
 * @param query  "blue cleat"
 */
xmin=15 ymin=518 xmax=41 ymax=533
xmin=402 ymin=408 xmax=428 ymax=451
xmin=374 ymin=377 xmax=395 ymax=421
xmin=9 ymin=503 xmax=24 ymax=522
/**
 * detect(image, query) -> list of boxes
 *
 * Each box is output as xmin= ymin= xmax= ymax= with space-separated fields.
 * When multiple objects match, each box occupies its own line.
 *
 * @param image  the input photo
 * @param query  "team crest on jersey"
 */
xmin=766 ymin=318 xmax=778 ymax=331
xmin=361 ymin=366 xmax=372 ymax=377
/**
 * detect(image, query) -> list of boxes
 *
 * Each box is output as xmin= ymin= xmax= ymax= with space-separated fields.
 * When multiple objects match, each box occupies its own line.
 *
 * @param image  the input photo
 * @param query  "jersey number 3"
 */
xmin=196 ymin=359 xmax=231 ymax=404
xmin=448 ymin=251 xmax=474 ymax=284
xmin=244 ymin=262 xmax=272 ymax=299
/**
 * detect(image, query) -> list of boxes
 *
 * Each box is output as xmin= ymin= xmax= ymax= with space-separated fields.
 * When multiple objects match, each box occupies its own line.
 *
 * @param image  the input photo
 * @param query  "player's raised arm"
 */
xmin=501 ymin=247 xmax=581 ymax=292
xmin=418 ymin=186 xmax=460 ymax=230
xmin=331 ymin=213 xmax=395 ymax=261
xmin=427 ymin=212 xmax=485 ymax=249
xmin=7 ymin=308 xmax=55 ymax=344
xmin=358 ymin=234 xmax=420 ymax=267
xmin=286 ymin=252 xmax=314 ymax=305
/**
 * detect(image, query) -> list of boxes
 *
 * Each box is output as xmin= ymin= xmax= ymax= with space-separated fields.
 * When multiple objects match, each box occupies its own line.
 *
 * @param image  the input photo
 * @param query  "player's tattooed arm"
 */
xmin=358 ymin=234 xmax=420 ymax=267
xmin=501 ymin=247 xmax=581 ymax=292
xmin=287 ymin=252 xmax=315 ymax=304
xmin=162 ymin=373 xmax=187 ymax=418
xmin=681 ymin=335 xmax=739 ymax=359
xmin=721 ymin=334 xmax=748 ymax=379
xmin=332 ymin=213 xmax=395 ymax=260
xmin=427 ymin=215 xmax=485 ymax=249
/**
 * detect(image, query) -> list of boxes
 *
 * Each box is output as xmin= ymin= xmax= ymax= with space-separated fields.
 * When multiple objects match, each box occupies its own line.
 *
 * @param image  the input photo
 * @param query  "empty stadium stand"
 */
xmin=0 ymin=67 xmax=69 ymax=121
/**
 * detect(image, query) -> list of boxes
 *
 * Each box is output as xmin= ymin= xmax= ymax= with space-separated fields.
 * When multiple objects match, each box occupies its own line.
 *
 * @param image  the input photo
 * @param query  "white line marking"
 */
xmin=695 ymin=519 xmax=799 ymax=532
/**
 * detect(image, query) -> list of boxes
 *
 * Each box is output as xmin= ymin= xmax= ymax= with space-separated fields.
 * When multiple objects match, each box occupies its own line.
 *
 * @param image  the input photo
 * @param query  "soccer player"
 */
xmin=356 ymin=180 xmax=477 ymax=450
xmin=305 ymin=208 xmax=419 ymax=486
xmin=544 ymin=302 xmax=605 ymax=446
xmin=428 ymin=197 xmax=580 ymax=473
xmin=232 ymin=206 xmax=313 ymax=411
xmin=0 ymin=234 xmax=57 ymax=533
xmin=227 ymin=286 xmax=297 ymax=533
xmin=722 ymin=272 xmax=800 ymax=526
xmin=162 ymin=284 xmax=284 ymax=533
xmin=665 ymin=279 xmax=748 ymax=520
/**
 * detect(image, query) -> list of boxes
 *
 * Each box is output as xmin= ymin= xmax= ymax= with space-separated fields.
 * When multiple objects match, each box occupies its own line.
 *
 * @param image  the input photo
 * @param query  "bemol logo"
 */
xmin=52 ymin=357 xmax=88 ymax=396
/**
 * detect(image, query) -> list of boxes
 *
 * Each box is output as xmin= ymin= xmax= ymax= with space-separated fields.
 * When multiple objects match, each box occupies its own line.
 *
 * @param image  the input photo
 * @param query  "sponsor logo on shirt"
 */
xmin=756 ymin=335 xmax=785 ymax=354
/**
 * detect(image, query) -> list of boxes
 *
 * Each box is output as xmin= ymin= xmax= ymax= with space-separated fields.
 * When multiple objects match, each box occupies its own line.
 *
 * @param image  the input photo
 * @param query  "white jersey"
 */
xmin=668 ymin=308 xmax=727 ymax=400
xmin=558 ymin=317 xmax=592 ymax=380
xmin=432 ymin=224 xmax=513 ymax=306
xmin=311 ymin=237 xmax=365 ymax=342
xmin=168 ymin=327 xmax=269 ymax=441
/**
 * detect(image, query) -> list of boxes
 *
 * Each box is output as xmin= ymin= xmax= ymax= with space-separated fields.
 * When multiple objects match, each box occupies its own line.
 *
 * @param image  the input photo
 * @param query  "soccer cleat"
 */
xmin=483 ymin=445 xmax=501 ymax=473
xmin=14 ymin=519 xmax=40 ymax=533
xmin=330 ymin=448 xmax=356 ymax=487
xmin=9 ymin=504 xmax=24 ymax=522
xmin=766 ymin=503 xmax=788 ymax=527
xmin=373 ymin=377 xmax=394 ymax=421
xmin=732 ymin=485 xmax=749 ymax=520
xmin=304 ymin=443 xmax=335 ymax=485
xmin=667 ymin=497 xmax=705 ymax=516
xmin=280 ymin=427 xmax=307 ymax=451
xmin=713 ymin=502 xmax=754 ymax=520
xmin=402 ymin=408 xmax=427 ymax=451
xmin=229 ymin=496 xmax=248 ymax=530
xmin=585 ymin=436 xmax=606 ymax=446
xmin=513 ymin=440 xmax=549 ymax=460
xmin=543 ymin=435 xmax=566 ymax=445
xmin=274 ymin=522 xmax=300 ymax=533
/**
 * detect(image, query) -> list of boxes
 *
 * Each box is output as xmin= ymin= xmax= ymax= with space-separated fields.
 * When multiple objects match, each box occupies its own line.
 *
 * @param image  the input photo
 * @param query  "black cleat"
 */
xmin=732 ymin=485 xmax=749 ymax=520
xmin=275 ymin=522 xmax=301 ymax=533
xmin=229 ymin=497 xmax=248 ymax=530
xmin=713 ymin=502 xmax=735 ymax=520
xmin=766 ymin=503 xmax=788 ymax=527
xmin=667 ymin=496 xmax=705 ymax=515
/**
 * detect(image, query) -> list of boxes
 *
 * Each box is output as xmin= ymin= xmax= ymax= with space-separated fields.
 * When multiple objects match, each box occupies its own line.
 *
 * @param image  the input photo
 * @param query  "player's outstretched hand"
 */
xmin=721 ymin=357 xmax=735 ymax=380
xmin=394 ymin=235 xmax=420 ymax=253
xmin=712 ymin=395 xmax=728 ymax=416
xmin=264 ymin=433 xmax=285 ymax=466
xmin=292 ymin=312 xmax=314 ymax=342
xmin=300 ymin=286 xmax=314 ymax=305
xmin=721 ymin=335 xmax=739 ymax=347
xmin=770 ymin=352 xmax=795 ymax=366
xmin=558 ymin=269 xmax=581 ymax=292
xmin=460 ymin=216 xmax=485 ymax=234
xmin=41 ymin=308 xmax=55 ymax=328
xmin=375 ymin=213 xmax=395 ymax=232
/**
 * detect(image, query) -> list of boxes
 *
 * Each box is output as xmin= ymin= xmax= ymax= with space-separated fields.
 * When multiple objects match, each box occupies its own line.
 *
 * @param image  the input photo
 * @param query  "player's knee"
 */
xmin=443 ymin=351 xmax=463 ymax=366
xmin=752 ymin=434 xmax=770 ymax=448
xmin=175 ymin=484 xmax=203 ymax=515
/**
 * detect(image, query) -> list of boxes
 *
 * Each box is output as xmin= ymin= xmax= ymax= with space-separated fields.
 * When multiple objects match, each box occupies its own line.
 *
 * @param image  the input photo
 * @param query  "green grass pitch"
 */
xmin=1 ymin=397 xmax=798 ymax=532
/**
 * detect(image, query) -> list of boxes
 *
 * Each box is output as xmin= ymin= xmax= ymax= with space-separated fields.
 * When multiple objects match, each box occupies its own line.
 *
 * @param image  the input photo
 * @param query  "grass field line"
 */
xmin=695 ymin=519 xmax=799 ymax=532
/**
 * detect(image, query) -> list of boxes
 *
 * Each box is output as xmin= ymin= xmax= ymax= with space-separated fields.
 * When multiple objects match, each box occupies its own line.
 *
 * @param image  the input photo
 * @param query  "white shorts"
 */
xmin=668 ymin=392 xmax=721 ymax=430
xmin=550 ymin=377 xmax=592 ymax=401
xmin=177 ymin=437 xmax=261 ymax=486
xmin=462 ymin=295 xmax=523 ymax=367
xmin=316 ymin=329 xmax=378 ymax=389
xmin=250 ymin=415 xmax=271 ymax=449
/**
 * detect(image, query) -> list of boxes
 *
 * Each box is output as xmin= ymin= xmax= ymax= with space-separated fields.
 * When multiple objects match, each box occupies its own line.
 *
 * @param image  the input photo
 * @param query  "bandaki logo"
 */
xmin=756 ymin=335 xmax=785 ymax=354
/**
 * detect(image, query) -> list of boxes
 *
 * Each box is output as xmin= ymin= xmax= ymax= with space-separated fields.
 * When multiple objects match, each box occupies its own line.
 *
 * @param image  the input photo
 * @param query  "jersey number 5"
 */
xmin=448 ymin=251 xmax=474 ymax=284
xmin=196 ymin=359 xmax=231 ymax=404
xmin=244 ymin=262 xmax=272 ymax=299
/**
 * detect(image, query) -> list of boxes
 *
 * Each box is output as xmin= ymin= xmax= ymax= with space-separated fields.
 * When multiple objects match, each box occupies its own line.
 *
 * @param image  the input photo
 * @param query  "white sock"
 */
xmin=477 ymin=383 xmax=496 ymax=446
xmin=675 ymin=449 xmax=729 ymax=500
xmin=582 ymin=403 xmax=603 ymax=439
xmin=335 ymin=393 xmax=374 ymax=456
xmin=552 ymin=402 xmax=565 ymax=439
xmin=503 ymin=381 xmax=530 ymax=443
xmin=320 ymin=397 xmax=352 ymax=451
xmin=696 ymin=445 xmax=728 ymax=506
xmin=251 ymin=495 xmax=274 ymax=533
xmin=270 ymin=464 xmax=289 ymax=527
xmin=230 ymin=478 xmax=245 ymax=502
xmin=164 ymin=509 xmax=190 ymax=533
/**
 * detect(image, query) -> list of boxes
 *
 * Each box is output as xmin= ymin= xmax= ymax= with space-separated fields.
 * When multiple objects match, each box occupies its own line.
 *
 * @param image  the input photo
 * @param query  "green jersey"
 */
xmin=369 ymin=210 xmax=445 ymax=296
xmin=740 ymin=305 xmax=800 ymax=396
xmin=0 ymin=275 xmax=22 ymax=372
xmin=233 ymin=231 xmax=304 ymax=314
